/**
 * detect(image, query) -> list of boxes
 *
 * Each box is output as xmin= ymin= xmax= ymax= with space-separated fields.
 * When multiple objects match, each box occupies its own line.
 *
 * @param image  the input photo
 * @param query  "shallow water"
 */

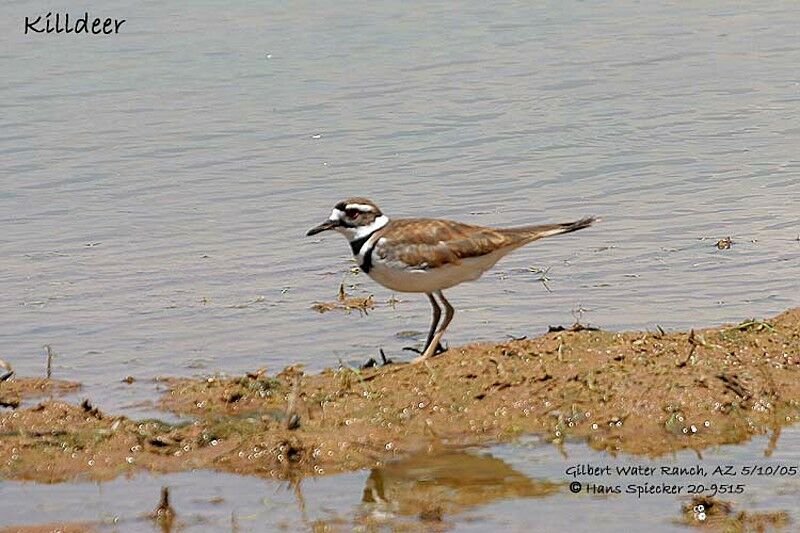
xmin=1 ymin=0 xmax=799 ymax=529
xmin=2 ymin=430 xmax=799 ymax=531
xmin=1 ymin=1 xmax=799 ymax=412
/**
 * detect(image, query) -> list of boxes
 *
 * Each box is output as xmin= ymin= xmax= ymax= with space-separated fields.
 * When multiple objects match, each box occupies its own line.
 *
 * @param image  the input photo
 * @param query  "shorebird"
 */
xmin=307 ymin=198 xmax=596 ymax=363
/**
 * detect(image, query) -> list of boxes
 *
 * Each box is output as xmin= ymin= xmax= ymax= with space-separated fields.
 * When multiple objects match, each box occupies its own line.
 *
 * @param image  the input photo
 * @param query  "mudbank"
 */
xmin=1 ymin=309 xmax=799 ymax=483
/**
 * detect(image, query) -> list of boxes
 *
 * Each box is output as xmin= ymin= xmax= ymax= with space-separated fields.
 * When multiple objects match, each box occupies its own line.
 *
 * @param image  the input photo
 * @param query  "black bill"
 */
xmin=306 ymin=219 xmax=339 ymax=236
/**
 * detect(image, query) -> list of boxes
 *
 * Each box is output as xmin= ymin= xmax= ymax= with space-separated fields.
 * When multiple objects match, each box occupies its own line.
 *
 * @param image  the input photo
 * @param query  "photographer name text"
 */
xmin=565 ymin=463 xmax=798 ymax=498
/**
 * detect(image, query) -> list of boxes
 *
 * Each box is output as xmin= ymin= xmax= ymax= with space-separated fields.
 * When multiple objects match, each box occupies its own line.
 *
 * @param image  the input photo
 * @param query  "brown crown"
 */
xmin=334 ymin=198 xmax=382 ymax=216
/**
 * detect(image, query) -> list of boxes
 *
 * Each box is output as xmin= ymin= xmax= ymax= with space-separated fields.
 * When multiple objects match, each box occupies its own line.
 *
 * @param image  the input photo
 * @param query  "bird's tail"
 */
xmin=504 ymin=216 xmax=598 ymax=243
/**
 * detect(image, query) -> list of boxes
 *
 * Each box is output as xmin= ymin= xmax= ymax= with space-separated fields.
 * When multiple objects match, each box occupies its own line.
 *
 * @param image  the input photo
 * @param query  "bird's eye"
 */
xmin=346 ymin=209 xmax=360 ymax=219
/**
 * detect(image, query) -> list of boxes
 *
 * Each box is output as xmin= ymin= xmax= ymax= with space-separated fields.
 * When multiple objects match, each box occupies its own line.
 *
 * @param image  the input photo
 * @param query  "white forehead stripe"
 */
xmin=345 ymin=203 xmax=375 ymax=212
xmin=329 ymin=208 xmax=342 ymax=221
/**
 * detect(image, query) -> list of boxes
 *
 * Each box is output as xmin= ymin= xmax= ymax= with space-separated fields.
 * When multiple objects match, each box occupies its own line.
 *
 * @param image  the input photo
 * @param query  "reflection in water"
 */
xmin=361 ymin=449 xmax=559 ymax=517
xmin=1 ymin=432 xmax=800 ymax=531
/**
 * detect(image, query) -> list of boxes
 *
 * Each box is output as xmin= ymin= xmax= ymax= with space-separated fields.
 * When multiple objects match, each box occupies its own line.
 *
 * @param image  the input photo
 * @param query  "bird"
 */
xmin=307 ymin=198 xmax=597 ymax=363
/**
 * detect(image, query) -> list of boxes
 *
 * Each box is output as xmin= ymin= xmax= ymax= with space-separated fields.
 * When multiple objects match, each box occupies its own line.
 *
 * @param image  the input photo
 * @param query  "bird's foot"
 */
xmin=407 ymin=341 xmax=448 ymax=364
xmin=402 ymin=341 xmax=447 ymax=356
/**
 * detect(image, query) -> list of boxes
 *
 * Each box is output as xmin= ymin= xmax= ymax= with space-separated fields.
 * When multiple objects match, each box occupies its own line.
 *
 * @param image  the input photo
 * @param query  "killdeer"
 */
xmin=307 ymin=198 xmax=597 ymax=363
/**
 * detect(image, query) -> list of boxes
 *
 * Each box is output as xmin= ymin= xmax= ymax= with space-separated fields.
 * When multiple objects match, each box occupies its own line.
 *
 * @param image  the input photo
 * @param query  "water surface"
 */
xmin=1 ymin=0 xmax=798 ymax=410
xmin=2 ymin=431 xmax=799 ymax=531
xmin=1 ymin=0 xmax=799 ymax=529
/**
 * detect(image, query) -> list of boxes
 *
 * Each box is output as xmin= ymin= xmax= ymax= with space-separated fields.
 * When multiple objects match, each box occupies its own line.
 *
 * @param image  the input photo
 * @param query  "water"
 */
xmin=1 ymin=0 xmax=799 ymax=528
xmin=2 ymin=431 xmax=800 ymax=531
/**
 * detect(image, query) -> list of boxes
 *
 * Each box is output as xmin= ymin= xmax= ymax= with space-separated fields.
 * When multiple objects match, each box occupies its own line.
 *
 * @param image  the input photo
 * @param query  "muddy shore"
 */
xmin=1 ymin=309 xmax=799 ymax=485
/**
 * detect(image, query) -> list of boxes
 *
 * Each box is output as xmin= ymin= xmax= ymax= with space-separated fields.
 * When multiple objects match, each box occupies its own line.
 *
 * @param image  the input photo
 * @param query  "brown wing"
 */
xmin=374 ymin=219 xmax=521 ymax=269
xmin=373 ymin=216 xmax=597 ymax=270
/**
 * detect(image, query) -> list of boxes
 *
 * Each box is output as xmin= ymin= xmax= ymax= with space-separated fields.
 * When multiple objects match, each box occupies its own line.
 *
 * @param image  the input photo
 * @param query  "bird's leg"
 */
xmin=412 ymin=291 xmax=454 ymax=363
xmin=403 ymin=292 xmax=442 ymax=354
xmin=422 ymin=292 xmax=441 ymax=354
xmin=436 ymin=291 xmax=455 ymax=344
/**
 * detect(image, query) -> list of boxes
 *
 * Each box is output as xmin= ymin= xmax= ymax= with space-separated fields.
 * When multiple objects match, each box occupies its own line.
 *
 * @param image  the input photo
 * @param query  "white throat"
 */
xmin=337 ymin=214 xmax=389 ymax=242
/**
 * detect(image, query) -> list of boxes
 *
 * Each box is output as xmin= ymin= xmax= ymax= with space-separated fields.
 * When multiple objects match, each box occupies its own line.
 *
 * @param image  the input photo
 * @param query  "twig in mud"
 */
xmin=716 ymin=373 xmax=751 ymax=401
xmin=565 ymin=305 xmax=600 ymax=331
xmin=765 ymin=426 xmax=781 ymax=458
xmin=336 ymin=360 xmax=377 ymax=396
xmin=528 ymin=266 xmax=553 ymax=292
xmin=695 ymin=331 xmax=723 ymax=350
xmin=286 ymin=414 xmax=301 ymax=430
xmin=715 ymin=237 xmax=733 ymax=250
xmin=290 ymin=477 xmax=309 ymax=524
xmin=571 ymin=305 xmax=590 ymax=324
xmin=676 ymin=330 xmax=698 ymax=368
xmin=724 ymin=319 xmax=774 ymax=333
xmin=677 ymin=329 xmax=724 ymax=367
xmin=423 ymin=418 xmax=440 ymax=439
xmin=151 ymin=486 xmax=176 ymax=532
xmin=312 ymin=283 xmax=374 ymax=315
xmin=286 ymin=374 xmax=303 ymax=430
xmin=44 ymin=345 xmax=54 ymax=379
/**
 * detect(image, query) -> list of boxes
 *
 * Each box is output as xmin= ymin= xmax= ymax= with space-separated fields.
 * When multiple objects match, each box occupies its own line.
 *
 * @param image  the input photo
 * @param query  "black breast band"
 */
xmin=349 ymin=231 xmax=379 ymax=274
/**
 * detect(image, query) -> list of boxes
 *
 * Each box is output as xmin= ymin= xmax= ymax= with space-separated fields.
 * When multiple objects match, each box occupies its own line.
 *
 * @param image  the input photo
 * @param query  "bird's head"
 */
xmin=307 ymin=198 xmax=388 ymax=241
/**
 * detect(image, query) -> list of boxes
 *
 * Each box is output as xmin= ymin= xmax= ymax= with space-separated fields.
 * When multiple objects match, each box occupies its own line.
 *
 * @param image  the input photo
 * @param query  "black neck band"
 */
xmin=361 ymin=245 xmax=374 ymax=273
xmin=350 ymin=235 xmax=370 ymax=256
xmin=349 ymin=229 xmax=380 ymax=273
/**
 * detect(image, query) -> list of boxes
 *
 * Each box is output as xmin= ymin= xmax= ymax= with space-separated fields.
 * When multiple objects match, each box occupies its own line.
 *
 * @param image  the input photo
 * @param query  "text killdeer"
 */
xmin=307 ymin=198 xmax=597 ymax=363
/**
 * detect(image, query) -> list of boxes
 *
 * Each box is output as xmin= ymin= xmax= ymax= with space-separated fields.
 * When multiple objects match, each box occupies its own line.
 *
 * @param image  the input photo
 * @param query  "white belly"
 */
xmin=367 ymin=248 xmax=510 ymax=293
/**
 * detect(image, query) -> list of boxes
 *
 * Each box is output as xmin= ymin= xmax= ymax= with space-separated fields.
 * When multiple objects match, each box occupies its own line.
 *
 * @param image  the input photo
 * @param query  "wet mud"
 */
xmin=0 ymin=377 xmax=80 ymax=409
xmin=1 ymin=309 xmax=799 ymax=487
